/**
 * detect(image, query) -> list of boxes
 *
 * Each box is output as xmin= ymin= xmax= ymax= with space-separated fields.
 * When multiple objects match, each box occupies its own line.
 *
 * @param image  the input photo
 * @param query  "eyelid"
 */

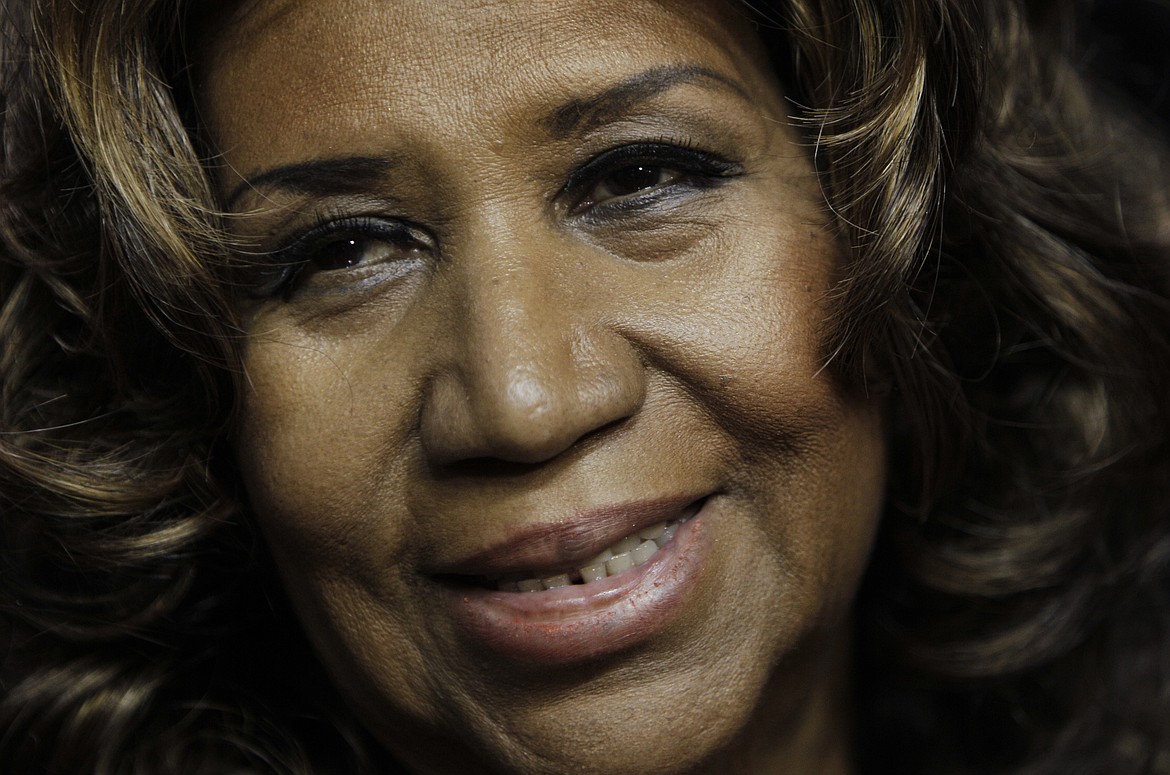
xmin=561 ymin=141 xmax=744 ymax=215
xmin=275 ymin=216 xmax=432 ymax=259
xmin=250 ymin=215 xmax=433 ymax=300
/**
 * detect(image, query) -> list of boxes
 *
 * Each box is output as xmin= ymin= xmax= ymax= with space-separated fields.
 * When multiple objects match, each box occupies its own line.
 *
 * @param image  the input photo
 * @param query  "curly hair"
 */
xmin=1 ymin=0 xmax=1168 ymax=773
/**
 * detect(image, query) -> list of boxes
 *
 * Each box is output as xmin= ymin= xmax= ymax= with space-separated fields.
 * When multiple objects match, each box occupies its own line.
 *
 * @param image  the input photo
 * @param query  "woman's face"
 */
xmin=202 ymin=0 xmax=886 ymax=771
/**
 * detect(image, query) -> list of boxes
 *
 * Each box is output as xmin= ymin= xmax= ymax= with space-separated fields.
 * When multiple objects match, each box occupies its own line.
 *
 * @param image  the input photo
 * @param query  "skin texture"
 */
xmin=200 ymin=0 xmax=888 ymax=772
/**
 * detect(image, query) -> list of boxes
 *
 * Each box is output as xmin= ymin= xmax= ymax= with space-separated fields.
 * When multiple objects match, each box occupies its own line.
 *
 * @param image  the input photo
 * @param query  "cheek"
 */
xmin=689 ymin=227 xmax=887 ymax=616
xmin=775 ymin=403 xmax=886 ymax=603
xmin=726 ymin=386 xmax=885 ymax=629
xmin=233 ymin=341 xmax=453 ymax=724
xmin=233 ymin=333 xmax=416 ymax=573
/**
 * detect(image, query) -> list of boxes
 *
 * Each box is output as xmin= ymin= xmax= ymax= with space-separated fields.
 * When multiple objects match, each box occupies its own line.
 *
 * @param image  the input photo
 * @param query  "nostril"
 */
xmin=432 ymin=415 xmax=631 ymax=476
xmin=433 ymin=456 xmax=538 ymax=477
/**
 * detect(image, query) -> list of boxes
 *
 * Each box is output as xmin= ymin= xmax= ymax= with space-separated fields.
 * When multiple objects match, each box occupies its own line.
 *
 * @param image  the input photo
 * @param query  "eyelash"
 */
xmin=251 ymin=216 xmax=432 ymax=300
xmin=250 ymin=140 xmax=742 ymax=301
xmin=562 ymin=141 xmax=743 ymax=217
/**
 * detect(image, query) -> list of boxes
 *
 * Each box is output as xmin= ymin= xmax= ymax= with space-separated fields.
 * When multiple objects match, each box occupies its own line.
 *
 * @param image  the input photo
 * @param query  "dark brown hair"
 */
xmin=2 ymin=0 xmax=1168 ymax=772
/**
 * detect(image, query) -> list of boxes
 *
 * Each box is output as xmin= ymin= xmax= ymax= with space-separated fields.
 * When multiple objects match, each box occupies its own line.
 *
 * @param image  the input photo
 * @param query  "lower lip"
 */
xmin=441 ymin=501 xmax=713 ymax=665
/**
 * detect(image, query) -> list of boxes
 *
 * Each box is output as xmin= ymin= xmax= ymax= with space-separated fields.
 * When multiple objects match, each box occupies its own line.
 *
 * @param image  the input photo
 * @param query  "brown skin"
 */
xmin=200 ymin=0 xmax=886 ymax=772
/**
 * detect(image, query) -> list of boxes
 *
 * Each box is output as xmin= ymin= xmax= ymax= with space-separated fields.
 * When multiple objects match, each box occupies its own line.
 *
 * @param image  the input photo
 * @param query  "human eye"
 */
xmin=563 ymin=142 xmax=743 ymax=217
xmin=250 ymin=216 xmax=435 ymax=300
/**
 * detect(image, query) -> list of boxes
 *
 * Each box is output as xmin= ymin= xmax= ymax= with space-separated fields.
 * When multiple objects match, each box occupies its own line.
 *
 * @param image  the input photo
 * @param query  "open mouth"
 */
xmin=487 ymin=515 xmax=689 ymax=591
xmin=440 ymin=496 xmax=714 ymax=664
xmin=446 ymin=499 xmax=703 ymax=593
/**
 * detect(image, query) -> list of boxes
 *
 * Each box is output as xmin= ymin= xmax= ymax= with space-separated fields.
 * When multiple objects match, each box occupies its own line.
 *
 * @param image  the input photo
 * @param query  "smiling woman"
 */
xmin=1 ymin=1 xmax=1169 ymax=774
xmin=208 ymin=4 xmax=883 ymax=771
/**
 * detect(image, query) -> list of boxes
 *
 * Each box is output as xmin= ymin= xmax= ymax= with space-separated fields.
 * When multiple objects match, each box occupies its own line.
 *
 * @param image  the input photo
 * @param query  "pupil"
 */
xmin=609 ymin=165 xmax=662 ymax=196
xmin=315 ymin=238 xmax=366 ymax=270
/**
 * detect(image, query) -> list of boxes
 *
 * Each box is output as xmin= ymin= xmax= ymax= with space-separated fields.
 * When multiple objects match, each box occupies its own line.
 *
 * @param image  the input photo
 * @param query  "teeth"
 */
xmin=579 ymin=564 xmax=607 ymax=583
xmin=605 ymin=552 xmax=635 ymax=576
xmin=631 ymin=539 xmax=657 ymax=566
xmin=542 ymin=573 xmax=572 ymax=589
xmin=588 ymin=548 xmax=614 ymax=565
xmin=638 ymin=522 xmax=668 ymax=541
xmin=610 ymin=535 xmax=642 ymax=555
xmin=495 ymin=512 xmax=692 ymax=592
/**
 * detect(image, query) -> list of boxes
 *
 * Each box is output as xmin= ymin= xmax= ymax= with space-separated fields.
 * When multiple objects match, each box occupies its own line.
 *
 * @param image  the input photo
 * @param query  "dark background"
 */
xmin=1084 ymin=0 xmax=1170 ymax=133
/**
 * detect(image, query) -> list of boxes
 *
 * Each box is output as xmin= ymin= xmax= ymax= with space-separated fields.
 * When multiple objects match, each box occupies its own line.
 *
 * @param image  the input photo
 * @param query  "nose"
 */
xmin=420 ymin=229 xmax=645 ymax=466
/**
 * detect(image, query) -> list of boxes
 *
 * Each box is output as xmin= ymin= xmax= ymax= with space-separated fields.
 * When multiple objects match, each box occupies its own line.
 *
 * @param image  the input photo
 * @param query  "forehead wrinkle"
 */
xmin=201 ymin=0 xmax=778 ymax=208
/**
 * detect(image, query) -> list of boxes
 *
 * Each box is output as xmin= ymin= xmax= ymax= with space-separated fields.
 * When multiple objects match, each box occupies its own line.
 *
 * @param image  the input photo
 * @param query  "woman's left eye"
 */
xmin=566 ymin=142 xmax=742 ymax=215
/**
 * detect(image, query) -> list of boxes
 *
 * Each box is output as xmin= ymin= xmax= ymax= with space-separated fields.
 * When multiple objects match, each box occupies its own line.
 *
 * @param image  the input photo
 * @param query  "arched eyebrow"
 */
xmin=224 ymin=64 xmax=750 ymax=208
xmin=544 ymin=64 xmax=750 ymax=138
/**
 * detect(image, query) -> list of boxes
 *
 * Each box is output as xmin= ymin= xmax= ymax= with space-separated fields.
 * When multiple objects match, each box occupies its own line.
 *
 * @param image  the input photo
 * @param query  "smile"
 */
xmin=478 ymin=506 xmax=698 ymax=592
xmin=437 ymin=496 xmax=715 ymax=665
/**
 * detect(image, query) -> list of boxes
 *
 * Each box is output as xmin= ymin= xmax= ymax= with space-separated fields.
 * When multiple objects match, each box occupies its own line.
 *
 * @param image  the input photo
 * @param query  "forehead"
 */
xmin=197 ymin=0 xmax=779 ymax=175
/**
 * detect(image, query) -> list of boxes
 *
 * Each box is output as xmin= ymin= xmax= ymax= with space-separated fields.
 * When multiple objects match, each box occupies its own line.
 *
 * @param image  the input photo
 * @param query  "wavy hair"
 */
xmin=2 ymin=0 xmax=1168 ymax=773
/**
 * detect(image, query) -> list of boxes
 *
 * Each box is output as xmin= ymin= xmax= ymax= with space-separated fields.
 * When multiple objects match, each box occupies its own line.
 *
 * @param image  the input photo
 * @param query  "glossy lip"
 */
xmin=439 ymin=497 xmax=714 ymax=665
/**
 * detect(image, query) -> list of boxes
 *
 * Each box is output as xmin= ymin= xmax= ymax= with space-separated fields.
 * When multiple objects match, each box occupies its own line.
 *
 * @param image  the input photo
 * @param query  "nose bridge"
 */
xmin=467 ymin=237 xmax=573 ymax=430
xmin=422 ymin=213 xmax=644 ymax=465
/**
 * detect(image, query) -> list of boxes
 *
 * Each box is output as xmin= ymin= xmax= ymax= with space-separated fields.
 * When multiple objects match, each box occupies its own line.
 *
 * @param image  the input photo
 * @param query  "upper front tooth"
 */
xmin=588 ymin=548 xmax=614 ymax=565
xmin=638 ymin=522 xmax=668 ymax=541
xmin=605 ymin=552 xmax=634 ymax=576
xmin=611 ymin=535 xmax=642 ymax=555
xmin=631 ymin=539 xmax=658 ymax=566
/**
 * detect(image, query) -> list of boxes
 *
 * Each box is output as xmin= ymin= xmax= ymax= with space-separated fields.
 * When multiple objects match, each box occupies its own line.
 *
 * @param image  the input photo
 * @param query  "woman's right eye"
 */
xmin=253 ymin=217 xmax=434 ymax=300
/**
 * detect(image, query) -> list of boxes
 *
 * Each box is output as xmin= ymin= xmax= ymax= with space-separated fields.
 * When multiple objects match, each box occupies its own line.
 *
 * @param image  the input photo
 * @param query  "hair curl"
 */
xmin=2 ymin=0 xmax=1168 ymax=773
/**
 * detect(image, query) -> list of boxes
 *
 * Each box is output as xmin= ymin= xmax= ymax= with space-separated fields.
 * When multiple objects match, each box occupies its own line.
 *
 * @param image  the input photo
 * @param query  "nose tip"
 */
xmin=420 ymin=334 xmax=644 ymax=467
xmin=494 ymin=368 xmax=570 ymax=461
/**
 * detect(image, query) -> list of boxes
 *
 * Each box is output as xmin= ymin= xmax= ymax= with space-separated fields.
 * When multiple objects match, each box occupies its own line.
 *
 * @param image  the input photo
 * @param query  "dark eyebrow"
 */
xmin=544 ymin=64 xmax=751 ymax=138
xmin=225 ymin=155 xmax=398 ymax=208
xmin=225 ymin=65 xmax=747 ymax=207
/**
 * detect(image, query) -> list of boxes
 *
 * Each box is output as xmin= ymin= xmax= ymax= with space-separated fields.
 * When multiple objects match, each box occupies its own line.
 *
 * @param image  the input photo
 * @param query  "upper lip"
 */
xmin=433 ymin=494 xmax=707 ymax=577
